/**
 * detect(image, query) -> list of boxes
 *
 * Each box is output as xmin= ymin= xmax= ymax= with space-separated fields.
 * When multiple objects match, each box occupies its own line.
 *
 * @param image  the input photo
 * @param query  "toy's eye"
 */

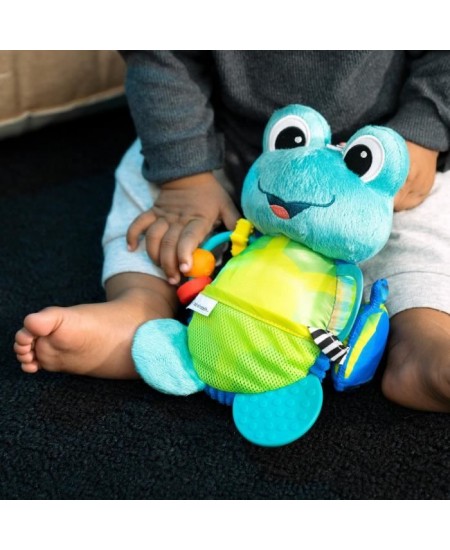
xmin=343 ymin=135 xmax=385 ymax=183
xmin=268 ymin=115 xmax=311 ymax=151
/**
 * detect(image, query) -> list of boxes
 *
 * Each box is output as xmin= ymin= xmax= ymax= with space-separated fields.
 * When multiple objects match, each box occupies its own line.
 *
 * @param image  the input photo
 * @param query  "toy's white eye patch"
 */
xmin=268 ymin=115 xmax=311 ymax=151
xmin=343 ymin=135 xmax=385 ymax=183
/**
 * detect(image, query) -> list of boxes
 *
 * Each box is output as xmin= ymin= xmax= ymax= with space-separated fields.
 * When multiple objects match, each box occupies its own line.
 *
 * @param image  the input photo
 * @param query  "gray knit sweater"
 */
xmin=121 ymin=51 xmax=450 ymax=190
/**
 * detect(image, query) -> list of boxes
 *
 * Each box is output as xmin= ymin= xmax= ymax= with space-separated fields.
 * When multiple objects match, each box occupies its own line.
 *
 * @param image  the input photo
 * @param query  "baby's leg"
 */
xmin=361 ymin=171 xmax=450 ymax=412
xmin=15 ymin=273 xmax=176 ymax=378
xmin=14 ymin=140 xmax=176 ymax=379
xmin=384 ymin=308 xmax=450 ymax=412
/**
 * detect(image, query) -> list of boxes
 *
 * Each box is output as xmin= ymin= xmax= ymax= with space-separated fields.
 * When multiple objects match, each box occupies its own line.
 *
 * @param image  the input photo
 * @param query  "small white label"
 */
xmin=187 ymin=293 xmax=218 ymax=317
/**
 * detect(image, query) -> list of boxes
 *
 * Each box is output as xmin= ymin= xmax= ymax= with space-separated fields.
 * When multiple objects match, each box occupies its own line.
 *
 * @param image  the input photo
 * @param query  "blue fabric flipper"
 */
xmin=333 ymin=279 xmax=390 ymax=391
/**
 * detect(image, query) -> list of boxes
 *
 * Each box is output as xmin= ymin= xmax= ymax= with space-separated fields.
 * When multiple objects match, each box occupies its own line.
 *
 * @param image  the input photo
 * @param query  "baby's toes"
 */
xmin=14 ymin=340 xmax=35 ymax=362
xmin=15 ymin=349 xmax=35 ymax=364
xmin=15 ymin=327 xmax=35 ymax=346
xmin=14 ymin=341 xmax=32 ymax=356
xmin=21 ymin=361 xmax=40 ymax=374
xmin=14 ymin=330 xmax=41 ymax=373
xmin=14 ymin=342 xmax=39 ymax=373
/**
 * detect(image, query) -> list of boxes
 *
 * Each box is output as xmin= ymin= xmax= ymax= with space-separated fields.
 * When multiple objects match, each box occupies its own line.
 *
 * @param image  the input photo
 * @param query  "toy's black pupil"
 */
xmin=344 ymin=144 xmax=373 ymax=177
xmin=275 ymin=127 xmax=307 ymax=149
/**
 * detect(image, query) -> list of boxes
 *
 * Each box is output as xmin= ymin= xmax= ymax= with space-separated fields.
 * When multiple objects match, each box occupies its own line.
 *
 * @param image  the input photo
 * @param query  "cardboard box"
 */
xmin=0 ymin=50 xmax=125 ymax=138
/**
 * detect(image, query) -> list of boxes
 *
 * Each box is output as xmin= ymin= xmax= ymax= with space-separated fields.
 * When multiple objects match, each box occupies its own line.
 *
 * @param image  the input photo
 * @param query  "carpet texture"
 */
xmin=1 ymin=108 xmax=448 ymax=499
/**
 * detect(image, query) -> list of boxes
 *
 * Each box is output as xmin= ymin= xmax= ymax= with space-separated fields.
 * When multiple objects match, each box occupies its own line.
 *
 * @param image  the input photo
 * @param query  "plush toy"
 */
xmin=132 ymin=105 xmax=409 ymax=447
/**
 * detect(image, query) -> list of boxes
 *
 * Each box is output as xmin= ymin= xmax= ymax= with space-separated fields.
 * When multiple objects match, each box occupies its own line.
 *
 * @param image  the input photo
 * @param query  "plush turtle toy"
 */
xmin=132 ymin=105 xmax=409 ymax=447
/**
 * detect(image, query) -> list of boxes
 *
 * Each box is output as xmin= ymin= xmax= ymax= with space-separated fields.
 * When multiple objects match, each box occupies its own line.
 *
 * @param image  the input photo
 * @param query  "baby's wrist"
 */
xmin=161 ymin=172 xmax=217 ymax=190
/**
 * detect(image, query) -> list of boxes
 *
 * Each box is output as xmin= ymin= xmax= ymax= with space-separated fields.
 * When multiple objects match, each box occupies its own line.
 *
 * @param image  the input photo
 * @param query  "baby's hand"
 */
xmin=127 ymin=172 xmax=240 ymax=285
xmin=394 ymin=141 xmax=438 ymax=211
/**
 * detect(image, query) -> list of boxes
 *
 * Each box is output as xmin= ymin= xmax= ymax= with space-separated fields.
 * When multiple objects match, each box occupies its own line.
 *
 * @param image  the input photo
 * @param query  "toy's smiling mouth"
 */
xmin=258 ymin=180 xmax=335 ymax=219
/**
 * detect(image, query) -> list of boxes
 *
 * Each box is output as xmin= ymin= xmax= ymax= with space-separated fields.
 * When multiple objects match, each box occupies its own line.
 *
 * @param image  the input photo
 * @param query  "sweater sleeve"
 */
xmin=385 ymin=51 xmax=450 ymax=153
xmin=120 ymin=50 xmax=224 ymax=183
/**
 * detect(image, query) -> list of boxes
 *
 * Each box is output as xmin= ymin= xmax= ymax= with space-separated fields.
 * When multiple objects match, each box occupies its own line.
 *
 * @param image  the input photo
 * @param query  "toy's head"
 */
xmin=241 ymin=105 xmax=409 ymax=263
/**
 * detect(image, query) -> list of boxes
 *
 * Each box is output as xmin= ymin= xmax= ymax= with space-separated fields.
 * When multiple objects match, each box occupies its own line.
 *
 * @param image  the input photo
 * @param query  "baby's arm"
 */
xmin=121 ymin=51 xmax=239 ymax=283
xmin=127 ymin=172 xmax=239 ymax=285
xmin=387 ymin=51 xmax=450 ymax=211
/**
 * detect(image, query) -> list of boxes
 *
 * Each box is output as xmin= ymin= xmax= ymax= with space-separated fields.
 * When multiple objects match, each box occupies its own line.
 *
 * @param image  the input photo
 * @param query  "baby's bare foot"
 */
xmin=14 ymin=288 xmax=173 ymax=379
xmin=382 ymin=308 xmax=450 ymax=412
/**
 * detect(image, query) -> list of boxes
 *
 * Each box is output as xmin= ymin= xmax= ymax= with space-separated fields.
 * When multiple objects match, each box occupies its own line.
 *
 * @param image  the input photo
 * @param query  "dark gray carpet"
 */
xmin=1 ymin=108 xmax=448 ymax=499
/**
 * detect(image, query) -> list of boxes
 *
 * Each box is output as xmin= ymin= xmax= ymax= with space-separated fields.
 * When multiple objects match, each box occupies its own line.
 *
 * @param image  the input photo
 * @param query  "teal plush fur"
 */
xmin=242 ymin=105 xmax=409 ymax=263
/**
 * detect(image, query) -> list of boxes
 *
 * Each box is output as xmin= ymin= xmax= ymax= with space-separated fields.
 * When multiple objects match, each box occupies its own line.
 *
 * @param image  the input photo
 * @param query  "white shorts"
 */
xmin=103 ymin=139 xmax=450 ymax=317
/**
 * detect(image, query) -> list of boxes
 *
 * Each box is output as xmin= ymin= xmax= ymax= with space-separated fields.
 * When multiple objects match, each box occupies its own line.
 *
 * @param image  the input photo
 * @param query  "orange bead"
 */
xmin=185 ymin=248 xmax=216 ymax=278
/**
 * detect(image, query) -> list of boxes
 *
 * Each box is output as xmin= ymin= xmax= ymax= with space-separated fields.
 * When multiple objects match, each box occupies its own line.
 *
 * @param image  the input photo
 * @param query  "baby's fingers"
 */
xmin=159 ymin=223 xmax=185 ymax=284
xmin=178 ymin=219 xmax=211 ymax=274
xmin=126 ymin=210 xmax=156 ymax=250
xmin=221 ymin=200 xmax=241 ymax=231
xmin=145 ymin=218 xmax=170 ymax=265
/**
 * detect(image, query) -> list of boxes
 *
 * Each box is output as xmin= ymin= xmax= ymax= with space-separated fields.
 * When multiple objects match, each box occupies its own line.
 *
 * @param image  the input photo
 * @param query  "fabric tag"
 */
xmin=187 ymin=293 xmax=218 ymax=317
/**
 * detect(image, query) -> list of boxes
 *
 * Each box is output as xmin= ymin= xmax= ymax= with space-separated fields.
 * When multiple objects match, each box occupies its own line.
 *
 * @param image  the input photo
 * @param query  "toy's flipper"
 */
xmin=132 ymin=319 xmax=205 ymax=395
xmin=232 ymin=375 xmax=323 ymax=447
xmin=332 ymin=279 xmax=390 ymax=391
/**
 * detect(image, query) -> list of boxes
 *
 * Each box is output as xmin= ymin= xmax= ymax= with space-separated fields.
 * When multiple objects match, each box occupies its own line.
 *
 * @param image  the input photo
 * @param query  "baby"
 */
xmin=14 ymin=51 xmax=450 ymax=412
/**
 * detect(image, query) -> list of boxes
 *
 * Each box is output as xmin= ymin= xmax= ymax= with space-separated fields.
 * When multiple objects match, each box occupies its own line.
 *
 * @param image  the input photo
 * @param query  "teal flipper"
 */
xmin=232 ymin=375 xmax=323 ymax=447
xmin=132 ymin=319 xmax=205 ymax=395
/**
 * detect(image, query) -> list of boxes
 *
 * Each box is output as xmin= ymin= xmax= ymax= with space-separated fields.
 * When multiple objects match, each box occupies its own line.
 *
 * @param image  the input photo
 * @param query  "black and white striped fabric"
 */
xmin=308 ymin=327 xmax=349 ymax=366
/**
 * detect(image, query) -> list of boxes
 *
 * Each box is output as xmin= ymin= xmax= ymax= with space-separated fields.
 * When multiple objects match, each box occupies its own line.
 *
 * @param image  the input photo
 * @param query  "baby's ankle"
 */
xmin=112 ymin=285 xmax=177 ymax=320
xmin=105 ymin=273 xmax=178 ymax=319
